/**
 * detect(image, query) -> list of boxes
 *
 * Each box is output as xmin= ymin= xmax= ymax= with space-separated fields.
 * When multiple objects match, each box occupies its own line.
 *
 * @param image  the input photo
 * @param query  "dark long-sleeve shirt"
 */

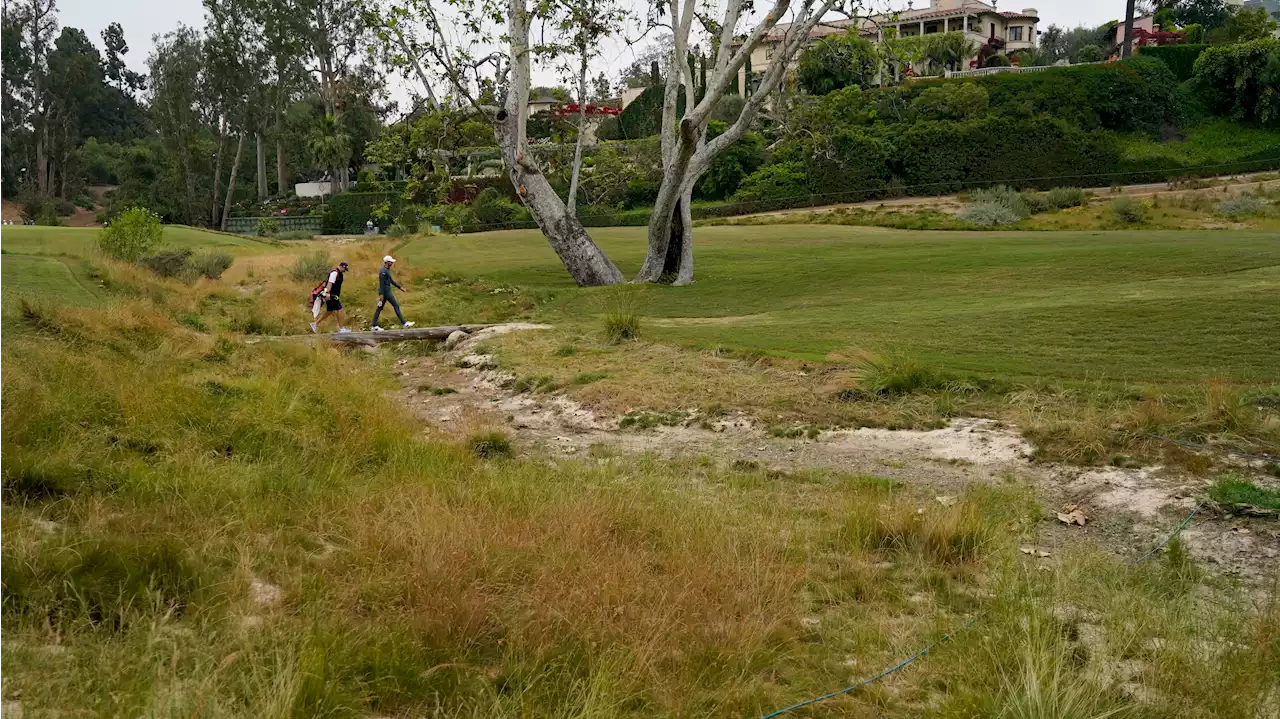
xmin=378 ymin=266 xmax=403 ymax=295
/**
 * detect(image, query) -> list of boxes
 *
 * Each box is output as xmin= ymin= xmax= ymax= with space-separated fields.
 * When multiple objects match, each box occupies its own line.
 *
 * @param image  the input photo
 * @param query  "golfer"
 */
xmin=372 ymin=255 xmax=414 ymax=331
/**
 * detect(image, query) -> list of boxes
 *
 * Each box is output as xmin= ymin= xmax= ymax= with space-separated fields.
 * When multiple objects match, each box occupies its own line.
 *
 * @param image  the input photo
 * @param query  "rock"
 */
xmin=444 ymin=330 xmax=468 ymax=349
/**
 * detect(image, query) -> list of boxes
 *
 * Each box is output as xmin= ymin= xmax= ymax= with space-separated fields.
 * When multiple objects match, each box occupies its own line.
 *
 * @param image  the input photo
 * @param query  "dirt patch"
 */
xmin=389 ymin=349 xmax=1280 ymax=582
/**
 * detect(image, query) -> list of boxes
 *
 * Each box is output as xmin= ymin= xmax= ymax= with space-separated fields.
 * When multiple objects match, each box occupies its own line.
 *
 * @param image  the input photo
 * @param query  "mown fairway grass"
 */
xmin=398 ymin=226 xmax=1280 ymax=384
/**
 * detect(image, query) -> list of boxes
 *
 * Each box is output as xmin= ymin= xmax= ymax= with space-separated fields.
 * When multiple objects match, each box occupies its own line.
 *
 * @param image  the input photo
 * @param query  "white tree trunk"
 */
xmin=220 ymin=133 xmax=246 ymax=232
xmin=636 ymin=0 xmax=838 ymax=283
xmin=566 ymin=53 xmax=589 ymax=216
xmin=496 ymin=0 xmax=623 ymax=286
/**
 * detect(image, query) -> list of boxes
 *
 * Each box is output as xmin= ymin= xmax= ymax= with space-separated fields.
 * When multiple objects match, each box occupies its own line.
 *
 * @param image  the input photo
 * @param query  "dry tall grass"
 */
xmin=4 ymin=255 xmax=1278 ymax=717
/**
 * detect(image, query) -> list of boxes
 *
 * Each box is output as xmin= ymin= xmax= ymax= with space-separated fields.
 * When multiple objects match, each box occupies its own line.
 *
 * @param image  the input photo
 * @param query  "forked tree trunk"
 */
xmin=637 ymin=0 xmax=837 ymax=284
xmin=220 ymin=133 xmax=245 ymax=232
xmin=495 ymin=0 xmax=622 ymax=287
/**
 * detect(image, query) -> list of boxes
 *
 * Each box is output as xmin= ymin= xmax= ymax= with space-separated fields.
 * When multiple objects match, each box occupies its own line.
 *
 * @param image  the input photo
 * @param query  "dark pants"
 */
xmin=372 ymin=292 xmax=405 ymax=327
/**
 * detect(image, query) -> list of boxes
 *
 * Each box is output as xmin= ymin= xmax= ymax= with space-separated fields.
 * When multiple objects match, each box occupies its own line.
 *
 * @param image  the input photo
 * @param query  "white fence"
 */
xmin=944 ymin=61 xmax=1105 ymax=79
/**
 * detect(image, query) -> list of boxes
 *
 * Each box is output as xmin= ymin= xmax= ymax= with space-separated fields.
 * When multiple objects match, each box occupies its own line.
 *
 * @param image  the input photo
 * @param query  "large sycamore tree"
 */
xmin=370 ymin=0 xmax=848 ymax=286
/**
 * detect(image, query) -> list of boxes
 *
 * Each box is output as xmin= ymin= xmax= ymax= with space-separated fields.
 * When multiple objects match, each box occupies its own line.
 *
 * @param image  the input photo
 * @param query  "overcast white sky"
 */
xmin=59 ymin=0 xmax=1128 ymax=108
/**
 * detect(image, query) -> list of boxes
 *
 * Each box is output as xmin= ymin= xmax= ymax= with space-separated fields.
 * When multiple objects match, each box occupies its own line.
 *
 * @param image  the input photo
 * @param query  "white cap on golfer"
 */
xmin=383 ymin=255 xmax=396 ymax=263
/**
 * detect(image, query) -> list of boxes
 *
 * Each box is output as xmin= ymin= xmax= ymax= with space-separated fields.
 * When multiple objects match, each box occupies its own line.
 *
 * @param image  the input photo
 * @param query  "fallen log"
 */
xmin=323 ymin=324 xmax=494 ymax=346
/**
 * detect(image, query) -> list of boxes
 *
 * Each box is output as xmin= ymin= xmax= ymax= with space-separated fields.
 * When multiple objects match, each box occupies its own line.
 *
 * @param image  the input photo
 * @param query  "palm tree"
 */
xmin=307 ymin=115 xmax=350 ymax=196
xmin=925 ymin=32 xmax=979 ymax=73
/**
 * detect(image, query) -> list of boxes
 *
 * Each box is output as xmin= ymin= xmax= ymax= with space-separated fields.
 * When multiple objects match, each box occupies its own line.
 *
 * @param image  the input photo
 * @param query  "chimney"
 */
xmin=1021 ymin=7 xmax=1038 ymax=15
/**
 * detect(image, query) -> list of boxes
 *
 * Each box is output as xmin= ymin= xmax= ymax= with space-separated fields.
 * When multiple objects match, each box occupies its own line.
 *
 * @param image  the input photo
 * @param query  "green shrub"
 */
xmin=848 ymin=352 xmax=954 ymax=395
xmin=471 ymin=187 xmax=524 ymax=226
xmin=732 ymin=162 xmax=810 ymax=203
xmin=971 ymin=185 xmax=1032 ymax=218
xmin=426 ymin=204 xmax=479 ymax=234
xmin=911 ymin=83 xmax=990 ymax=121
xmin=1193 ymin=38 xmax=1280 ymax=126
xmin=138 ymin=249 xmax=194 ymax=278
xmin=384 ymin=223 xmax=413 ymax=237
xmin=1138 ymin=44 xmax=1209 ymax=82
xmin=53 ymin=197 xmax=76 ymax=216
xmin=697 ymin=124 xmax=765 ymax=200
xmin=256 ymin=217 xmax=280 ymax=237
xmin=1110 ymin=197 xmax=1148 ymax=224
xmin=19 ymin=192 xmax=51 ymax=223
xmin=797 ymin=33 xmax=881 ymax=94
xmin=1077 ymin=45 xmax=1105 ymax=63
xmin=35 ymin=207 xmax=62 ymax=226
xmin=1046 ymin=187 xmax=1088 ymax=208
xmin=1021 ymin=192 xmax=1051 ymax=214
xmin=981 ymin=53 xmax=1012 ymax=68
xmin=395 ymin=205 xmax=421 ymax=233
xmin=960 ymin=201 xmax=1021 ymax=226
xmin=323 ymin=192 xmax=401 ymax=234
xmin=1216 ymin=195 xmax=1269 ymax=218
xmin=273 ymin=230 xmax=315 ymax=240
xmin=99 ymin=207 xmax=162 ymax=262
xmin=468 ymin=431 xmax=513 ymax=459
xmin=290 ymin=251 xmax=331 ymax=282
xmin=190 ymin=252 xmax=234 ymax=280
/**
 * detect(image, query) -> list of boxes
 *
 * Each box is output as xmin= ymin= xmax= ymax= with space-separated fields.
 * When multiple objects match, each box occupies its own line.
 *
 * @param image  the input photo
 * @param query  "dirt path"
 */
xmin=735 ymin=172 xmax=1280 ymax=219
xmin=386 ymin=333 xmax=1280 ymax=584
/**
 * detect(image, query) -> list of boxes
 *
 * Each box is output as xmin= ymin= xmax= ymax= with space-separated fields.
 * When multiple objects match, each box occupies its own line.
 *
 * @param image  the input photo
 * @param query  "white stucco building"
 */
xmin=738 ymin=0 xmax=1040 ymax=89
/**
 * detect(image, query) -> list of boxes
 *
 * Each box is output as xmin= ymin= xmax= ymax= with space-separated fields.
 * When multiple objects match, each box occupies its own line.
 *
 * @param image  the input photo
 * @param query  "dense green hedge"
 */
xmin=893 ymin=116 xmax=1120 ymax=194
xmin=1138 ymin=44 xmax=1209 ymax=81
xmin=323 ymin=192 xmax=404 ymax=234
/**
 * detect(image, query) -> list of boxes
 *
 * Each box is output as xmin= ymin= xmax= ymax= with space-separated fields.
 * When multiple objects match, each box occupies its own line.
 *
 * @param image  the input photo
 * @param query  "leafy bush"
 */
xmin=732 ymin=162 xmax=810 ymax=203
xmin=190 ymin=252 xmax=234 ymax=280
xmin=426 ymin=204 xmax=478 ymax=234
xmin=1110 ymin=197 xmax=1147 ymax=224
xmin=395 ymin=205 xmax=421 ymax=233
xmin=471 ymin=187 xmax=524 ymax=227
xmin=323 ymin=192 xmax=402 ymax=234
xmin=384 ymin=223 xmax=413 ymax=237
xmin=273 ymin=230 xmax=315 ymax=241
xmin=138 ymin=250 xmax=194 ymax=278
xmin=959 ymin=201 xmax=1022 ymax=226
xmin=1137 ymin=44 xmax=1208 ymax=82
xmin=1020 ymin=192 xmax=1051 ymax=214
xmin=290 ymin=251 xmax=331 ymax=282
xmin=1192 ymin=38 xmax=1280 ymax=126
xmin=256 ymin=217 xmax=280 ymax=237
xmin=1077 ymin=45 xmax=1105 ymax=63
xmin=35 ymin=208 xmax=62 ymax=226
xmin=911 ymin=83 xmax=990 ymax=121
xmin=99 ymin=206 xmax=162 ymax=262
xmin=1216 ymin=195 xmax=1269 ymax=218
xmin=53 ymin=197 xmax=76 ymax=216
xmin=981 ymin=53 xmax=1012 ymax=68
xmin=1046 ymin=187 xmax=1088 ymax=208
xmin=697 ymin=124 xmax=765 ymax=200
xmin=19 ymin=192 xmax=53 ymax=223
xmin=971 ymin=185 xmax=1032 ymax=218
xmin=797 ymin=33 xmax=881 ymax=94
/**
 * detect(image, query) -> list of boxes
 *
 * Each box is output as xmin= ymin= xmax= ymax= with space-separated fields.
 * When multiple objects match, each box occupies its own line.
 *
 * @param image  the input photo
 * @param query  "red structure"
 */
xmin=551 ymin=103 xmax=622 ymax=117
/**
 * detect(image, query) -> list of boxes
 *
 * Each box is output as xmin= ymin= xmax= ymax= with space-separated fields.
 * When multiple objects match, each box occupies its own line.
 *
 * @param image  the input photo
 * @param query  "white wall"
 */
xmin=295 ymin=182 xmax=332 ymax=198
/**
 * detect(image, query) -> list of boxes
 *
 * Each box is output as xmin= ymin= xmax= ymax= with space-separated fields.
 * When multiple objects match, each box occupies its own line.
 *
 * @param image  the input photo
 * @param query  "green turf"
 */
xmin=1208 ymin=476 xmax=1280 ymax=511
xmin=1 ymin=254 xmax=101 ymax=317
xmin=0 ymin=225 xmax=276 ymax=258
xmin=397 ymin=226 xmax=1280 ymax=383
